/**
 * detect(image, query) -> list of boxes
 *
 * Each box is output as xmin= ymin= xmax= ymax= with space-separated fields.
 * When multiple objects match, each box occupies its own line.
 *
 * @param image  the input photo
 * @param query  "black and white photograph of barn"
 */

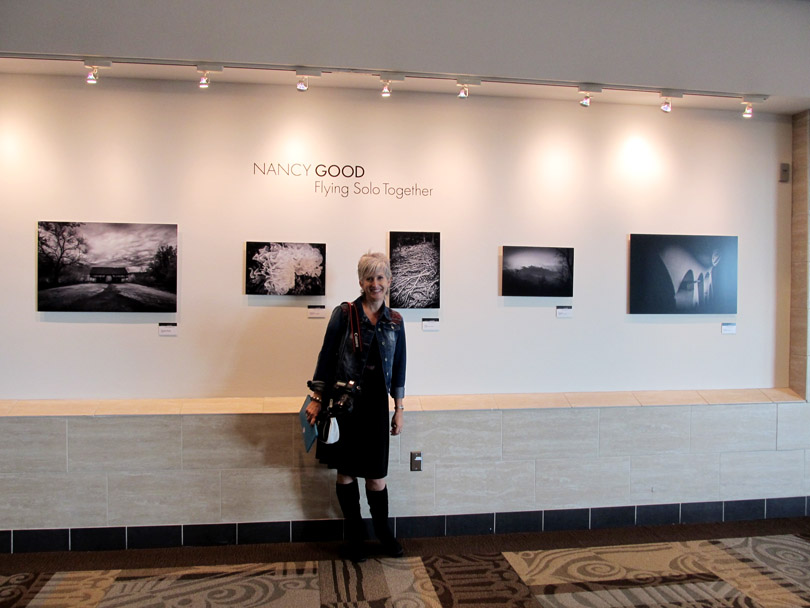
xmin=37 ymin=221 xmax=178 ymax=312
xmin=245 ymin=242 xmax=326 ymax=296
xmin=502 ymin=246 xmax=574 ymax=297
xmin=629 ymin=233 xmax=738 ymax=314
xmin=389 ymin=231 xmax=440 ymax=309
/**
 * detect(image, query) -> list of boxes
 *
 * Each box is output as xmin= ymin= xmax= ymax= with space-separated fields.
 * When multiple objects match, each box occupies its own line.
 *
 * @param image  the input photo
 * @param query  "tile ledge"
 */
xmin=0 ymin=388 xmax=804 ymax=417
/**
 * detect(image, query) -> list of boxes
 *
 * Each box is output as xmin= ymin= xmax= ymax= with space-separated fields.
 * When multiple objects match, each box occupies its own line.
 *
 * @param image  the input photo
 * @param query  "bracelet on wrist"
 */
xmin=394 ymin=405 xmax=404 ymax=411
xmin=310 ymin=395 xmax=322 ymax=404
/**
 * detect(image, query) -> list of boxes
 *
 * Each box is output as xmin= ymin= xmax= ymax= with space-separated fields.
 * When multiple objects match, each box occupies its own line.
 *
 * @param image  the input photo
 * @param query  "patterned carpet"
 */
xmin=4 ymin=534 xmax=810 ymax=607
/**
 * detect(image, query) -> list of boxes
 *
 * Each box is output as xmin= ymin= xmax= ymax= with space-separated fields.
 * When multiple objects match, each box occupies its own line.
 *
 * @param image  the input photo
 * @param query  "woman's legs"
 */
xmin=335 ymin=474 xmax=366 ymax=562
xmin=365 ymin=477 xmax=403 ymax=557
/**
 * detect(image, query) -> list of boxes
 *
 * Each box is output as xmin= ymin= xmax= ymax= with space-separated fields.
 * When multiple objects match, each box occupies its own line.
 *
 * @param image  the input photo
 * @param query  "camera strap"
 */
xmin=348 ymin=302 xmax=362 ymax=353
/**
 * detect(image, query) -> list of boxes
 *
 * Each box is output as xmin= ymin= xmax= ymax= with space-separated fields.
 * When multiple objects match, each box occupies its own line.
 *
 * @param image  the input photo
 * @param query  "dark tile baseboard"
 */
xmin=5 ymin=496 xmax=808 ymax=553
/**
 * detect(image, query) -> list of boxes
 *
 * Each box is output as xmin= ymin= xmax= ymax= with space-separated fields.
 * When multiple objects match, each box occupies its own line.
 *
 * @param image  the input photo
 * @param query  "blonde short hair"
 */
xmin=358 ymin=252 xmax=392 ymax=282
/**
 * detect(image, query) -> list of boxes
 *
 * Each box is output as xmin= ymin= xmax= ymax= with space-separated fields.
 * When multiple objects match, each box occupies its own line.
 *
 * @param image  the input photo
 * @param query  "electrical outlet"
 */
xmin=410 ymin=451 xmax=422 ymax=471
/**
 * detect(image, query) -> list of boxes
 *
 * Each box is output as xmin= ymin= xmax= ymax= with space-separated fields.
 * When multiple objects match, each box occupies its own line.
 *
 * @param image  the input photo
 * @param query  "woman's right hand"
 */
xmin=305 ymin=397 xmax=321 ymax=426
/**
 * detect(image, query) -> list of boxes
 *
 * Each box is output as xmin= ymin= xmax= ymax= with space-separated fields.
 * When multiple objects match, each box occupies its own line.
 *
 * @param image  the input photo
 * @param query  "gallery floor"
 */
xmin=2 ymin=517 xmax=810 ymax=606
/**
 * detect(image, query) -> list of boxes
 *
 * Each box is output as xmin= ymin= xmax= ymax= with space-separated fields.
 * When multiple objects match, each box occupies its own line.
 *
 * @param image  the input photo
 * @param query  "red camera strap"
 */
xmin=348 ymin=302 xmax=362 ymax=353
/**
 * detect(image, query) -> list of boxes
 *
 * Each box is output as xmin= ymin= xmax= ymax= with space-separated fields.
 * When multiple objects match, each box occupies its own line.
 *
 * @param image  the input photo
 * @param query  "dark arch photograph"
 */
xmin=629 ymin=233 xmax=738 ymax=314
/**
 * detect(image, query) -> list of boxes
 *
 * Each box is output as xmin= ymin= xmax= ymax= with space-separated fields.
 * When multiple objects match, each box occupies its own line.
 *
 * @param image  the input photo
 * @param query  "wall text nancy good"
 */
xmin=253 ymin=163 xmax=365 ymax=178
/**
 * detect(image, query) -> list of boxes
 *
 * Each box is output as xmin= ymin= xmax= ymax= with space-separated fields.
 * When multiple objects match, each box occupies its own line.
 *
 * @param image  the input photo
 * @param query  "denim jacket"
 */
xmin=310 ymin=296 xmax=406 ymax=400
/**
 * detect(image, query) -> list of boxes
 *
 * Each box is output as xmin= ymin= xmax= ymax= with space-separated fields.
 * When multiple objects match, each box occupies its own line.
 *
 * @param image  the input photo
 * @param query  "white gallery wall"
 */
xmin=0 ymin=73 xmax=793 ymax=399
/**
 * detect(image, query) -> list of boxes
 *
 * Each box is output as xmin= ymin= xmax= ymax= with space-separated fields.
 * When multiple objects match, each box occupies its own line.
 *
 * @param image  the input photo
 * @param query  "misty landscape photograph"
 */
xmin=37 ymin=221 xmax=178 ymax=312
xmin=629 ymin=233 xmax=738 ymax=314
xmin=389 ymin=231 xmax=440 ymax=309
xmin=502 ymin=246 xmax=574 ymax=297
xmin=245 ymin=242 xmax=326 ymax=296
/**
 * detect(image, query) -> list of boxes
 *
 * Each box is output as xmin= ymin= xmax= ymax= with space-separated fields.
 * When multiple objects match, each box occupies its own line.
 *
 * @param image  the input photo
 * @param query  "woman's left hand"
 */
xmin=391 ymin=409 xmax=404 ymax=435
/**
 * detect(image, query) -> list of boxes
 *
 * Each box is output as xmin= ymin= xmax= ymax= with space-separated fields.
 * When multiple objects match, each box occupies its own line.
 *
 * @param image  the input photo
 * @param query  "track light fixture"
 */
xmin=742 ymin=102 xmax=753 ymax=119
xmin=578 ymin=84 xmax=602 ymax=108
xmin=379 ymin=74 xmax=405 ymax=98
xmin=455 ymin=77 xmax=481 ymax=100
xmin=295 ymin=68 xmax=321 ymax=92
xmin=659 ymin=90 xmax=682 ymax=114
xmin=195 ymin=64 xmax=223 ymax=90
xmin=83 ymin=59 xmax=111 ymax=85
xmin=740 ymin=95 xmax=768 ymax=119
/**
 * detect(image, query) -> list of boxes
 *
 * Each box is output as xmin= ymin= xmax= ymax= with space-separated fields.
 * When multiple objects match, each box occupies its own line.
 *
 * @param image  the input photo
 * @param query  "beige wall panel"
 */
xmin=384 ymin=463 xmax=436 ymax=518
xmin=630 ymin=454 xmax=720 ymax=504
xmin=690 ymin=404 xmax=776 ymax=453
xmin=435 ymin=462 xmax=535 ymax=515
xmin=221 ymin=468 xmax=335 ymax=522
xmin=720 ymin=450 xmax=805 ymax=500
xmin=0 ymin=417 xmax=66 ymax=473
xmin=107 ymin=471 xmax=221 ymax=525
xmin=502 ymin=408 xmax=599 ymax=460
xmin=182 ymin=414 xmax=293 ymax=470
xmin=789 ymin=355 xmax=809 ymax=399
xmin=399 ymin=411 xmax=502 ymax=464
xmin=777 ymin=403 xmax=810 ymax=450
xmin=535 ymin=457 xmax=630 ymax=509
xmin=68 ymin=416 xmax=181 ymax=471
xmin=598 ymin=406 xmax=690 ymax=456
xmin=0 ymin=473 xmax=107 ymax=529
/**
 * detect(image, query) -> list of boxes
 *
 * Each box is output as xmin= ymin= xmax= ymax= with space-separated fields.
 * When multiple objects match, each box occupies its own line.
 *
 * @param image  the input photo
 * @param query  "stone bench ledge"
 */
xmin=0 ymin=388 xmax=803 ymax=417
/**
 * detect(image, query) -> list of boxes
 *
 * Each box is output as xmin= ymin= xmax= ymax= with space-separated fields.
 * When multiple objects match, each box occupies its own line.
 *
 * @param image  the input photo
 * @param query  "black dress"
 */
xmin=317 ymin=332 xmax=390 ymax=479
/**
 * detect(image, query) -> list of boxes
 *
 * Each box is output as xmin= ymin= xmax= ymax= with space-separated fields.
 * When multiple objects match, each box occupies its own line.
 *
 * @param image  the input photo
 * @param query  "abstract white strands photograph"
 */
xmin=245 ymin=242 xmax=326 ymax=296
xmin=501 ymin=246 xmax=574 ymax=297
xmin=37 ymin=222 xmax=178 ymax=313
xmin=629 ymin=234 xmax=738 ymax=314
xmin=389 ymin=231 xmax=440 ymax=309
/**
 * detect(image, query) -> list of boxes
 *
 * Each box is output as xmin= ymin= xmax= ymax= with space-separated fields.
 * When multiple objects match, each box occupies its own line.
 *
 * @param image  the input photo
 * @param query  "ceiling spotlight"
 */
xmin=577 ymin=84 xmax=602 ymax=108
xmin=83 ymin=59 xmax=111 ymax=85
xmin=455 ymin=77 xmax=480 ymax=100
xmin=381 ymin=80 xmax=392 ymax=98
xmin=195 ymin=64 xmax=223 ymax=90
xmin=294 ymin=68 xmax=321 ymax=92
xmin=742 ymin=102 xmax=753 ymax=119
xmin=660 ymin=98 xmax=672 ymax=113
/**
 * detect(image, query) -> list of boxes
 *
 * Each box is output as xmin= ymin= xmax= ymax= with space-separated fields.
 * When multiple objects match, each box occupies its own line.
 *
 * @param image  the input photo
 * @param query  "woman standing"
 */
xmin=306 ymin=252 xmax=406 ymax=562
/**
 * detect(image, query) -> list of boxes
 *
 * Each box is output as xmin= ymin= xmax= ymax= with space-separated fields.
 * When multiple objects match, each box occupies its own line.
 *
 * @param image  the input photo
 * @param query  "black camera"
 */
xmin=330 ymin=379 xmax=361 ymax=416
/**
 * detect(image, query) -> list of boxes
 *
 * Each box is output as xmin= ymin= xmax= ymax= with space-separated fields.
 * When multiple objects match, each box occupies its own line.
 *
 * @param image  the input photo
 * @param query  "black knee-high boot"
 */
xmin=366 ymin=486 xmax=404 ymax=558
xmin=335 ymin=480 xmax=367 ymax=562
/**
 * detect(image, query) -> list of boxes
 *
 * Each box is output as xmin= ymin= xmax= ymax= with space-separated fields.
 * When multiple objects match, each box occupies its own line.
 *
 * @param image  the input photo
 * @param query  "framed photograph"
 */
xmin=502 ymin=246 xmax=574 ymax=297
xmin=246 ymin=242 xmax=326 ymax=296
xmin=37 ymin=221 xmax=178 ymax=312
xmin=389 ymin=231 xmax=440 ymax=309
xmin=629 ymin=234 xmax=738 ymax=314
